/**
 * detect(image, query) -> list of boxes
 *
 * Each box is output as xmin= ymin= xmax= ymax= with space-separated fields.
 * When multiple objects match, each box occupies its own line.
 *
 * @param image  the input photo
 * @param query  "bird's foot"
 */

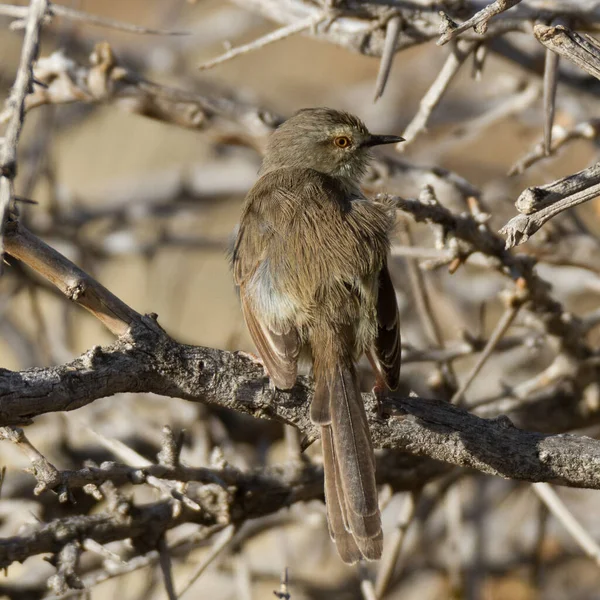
xmin=372 ymin=379 xmax=390 ymax=422
xmin=238 ymin=350 xmax=271 ymax=380
xmin=238 ymin=350 xmax=264 ymax=366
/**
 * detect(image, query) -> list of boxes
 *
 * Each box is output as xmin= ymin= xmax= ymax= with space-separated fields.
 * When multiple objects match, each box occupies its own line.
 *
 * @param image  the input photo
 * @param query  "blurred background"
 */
xmin=2 ymin=1 xmax=600 ymax=598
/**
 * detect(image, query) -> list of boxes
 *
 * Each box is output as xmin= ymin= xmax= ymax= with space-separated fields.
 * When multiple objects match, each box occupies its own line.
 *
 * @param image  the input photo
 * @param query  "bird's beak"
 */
xmin=362 ymin=134 xmax=404 ymax=147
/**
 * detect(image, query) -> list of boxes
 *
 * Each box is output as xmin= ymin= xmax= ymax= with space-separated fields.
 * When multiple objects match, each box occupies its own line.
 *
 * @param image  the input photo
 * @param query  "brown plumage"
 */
xmin=232 ymin=107 xmax=402 ymax=563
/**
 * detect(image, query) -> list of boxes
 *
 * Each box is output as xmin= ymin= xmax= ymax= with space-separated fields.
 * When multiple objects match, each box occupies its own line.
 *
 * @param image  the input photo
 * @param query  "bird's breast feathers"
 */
xmin=238 ymin=168 xmax=393 ymax=333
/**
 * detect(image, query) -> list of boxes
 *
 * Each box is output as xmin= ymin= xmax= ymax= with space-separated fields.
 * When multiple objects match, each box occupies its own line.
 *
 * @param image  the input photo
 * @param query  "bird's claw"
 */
xmin=238 ymin=350 xmax=264 ymax=366
xmin=372 ymin=380 xmax=390 ymax=422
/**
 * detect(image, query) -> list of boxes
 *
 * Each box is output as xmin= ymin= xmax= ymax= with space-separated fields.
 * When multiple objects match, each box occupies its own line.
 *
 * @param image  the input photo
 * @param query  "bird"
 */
xmin=231 ymin=107 xmax=402 ymax=563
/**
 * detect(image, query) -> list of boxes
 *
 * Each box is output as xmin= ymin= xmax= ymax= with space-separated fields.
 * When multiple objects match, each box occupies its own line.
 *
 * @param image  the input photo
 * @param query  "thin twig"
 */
xmin=0 ymin=426 xmax=62 ymax=496
xmin=445 ymin=484 xmax=464 ymax=596
xmin=0 ymin=3 xmax=188 ymax=35
xmin=438 ymin=0 xmax=524 ymax=45
xmin=198 ymin=15 xmax=324 ymax=71
xmin=531 ymin=501 xmax=549 ymax=589
xmin=452 ymin=297 xmax=523 ymax=405
xmin=532 ymin=482 xmax=600 ymax=566
xmin=74 ymin=417 xmax=203 ymax=513
xmin=401 ymin=223 xmax=445 ymax=349
xmin=359 ymin=564 xmax=377 ymax=600
xmin=235 ymin=553 xmax=253 ymax=600
xmin=158 ymin=536 xmax=178 ymax=600
xmin=400 ymin=217 xmax=457 ymax=391
xmin=82 ymin=539 xmax=126 ymax=565
xmin=179 ymin=525 xmax=236 ymax=598
xmin=375 ymin=491 xmax=421 ymax=599
xmin=472 ymin=43 xmax=487 ymax=80
xmin=509 ymin=118 xmax=600 ymax=175
xmin=44 ymin=526 xmax=228 ymax=600
xmin=433 ymin=79 xmax=540 ymax=159
xmin=47 ymin=542 xmax=83 ymax=595
xmin=401 ymin=336 xmax=524 ymax=365
xmin=391 ymin=245 xmax=454 ymax=261
xmin=399 ymin=41 xmax=476 ymax=149
xmin=0 ymin=0 xmax=47 ymax=271
xmin=51 ymin=3 xmax=187 ymax=35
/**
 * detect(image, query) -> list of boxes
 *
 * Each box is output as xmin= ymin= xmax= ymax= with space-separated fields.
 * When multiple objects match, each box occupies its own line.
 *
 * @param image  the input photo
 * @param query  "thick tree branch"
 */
xmin=4 ymin=221 xmax=141 ymax=335
xmin=2 ymin=321 xmax=600 ymax=491
xmin=3 ymin=214 xmax=600 ymax=494
xmin=4 ymin=2 xmax=600 ymax=595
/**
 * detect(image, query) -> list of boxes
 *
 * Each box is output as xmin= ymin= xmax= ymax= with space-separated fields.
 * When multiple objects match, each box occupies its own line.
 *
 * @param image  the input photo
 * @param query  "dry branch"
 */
xmin=509 ymin=118 xmax=600 ymax=175
xmin=387 ymin=194 xmax=588 ymax=359
xmin=501 ymin=162 xmax=600 ymax=247
xmin=400 ymin=40 xmax=476 ymax=149
xmin=2 ymin=224 xmax=600 ymax=497
xmin=534 ymin=23 xmax=600 ymax=81
xmin=198 ymin=14 xmax=323 ymax=71
xmin=4 ymin=3 xmax=600 ymax=594
xmin=0 ymin=462 xmax=315 ymax=570
xmin=229 ymin=0 xmax=591 ymax=59
xmin=0 ymin=43 xmax=281 ymax=150
xmin=4 ymin=221 xmax=141 ymax=335
xmin=0 ymin=43 xmax=481 ymax=203
xmin=0 ymin=0 xmax=47 ymax=267
xmin=516 ymin=163 xmax=600 ymax=215
xmin=0 ymin=2 xmax=188 ymax=35
xmin=438 ymin=0 xmax=524 ymax=46
xmin=4 ymin=318 xmax=600 ymax=490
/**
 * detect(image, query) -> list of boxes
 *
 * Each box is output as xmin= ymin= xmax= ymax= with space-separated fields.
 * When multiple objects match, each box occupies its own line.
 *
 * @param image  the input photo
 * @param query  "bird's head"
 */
xmin=260 ymin=107 xmax=403 ymax=181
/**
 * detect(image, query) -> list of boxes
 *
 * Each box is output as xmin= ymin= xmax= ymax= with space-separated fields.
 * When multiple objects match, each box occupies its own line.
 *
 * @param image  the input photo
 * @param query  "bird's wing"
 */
xmin=231 ymin=199 xmax=262 ymax=288
xmin=239 ymin=294 xmax=300 ymax=389
xmin=232 ymin=182 xmax=301 ymax=390
xmin=368 ymin=262 xmax=401 ymax=390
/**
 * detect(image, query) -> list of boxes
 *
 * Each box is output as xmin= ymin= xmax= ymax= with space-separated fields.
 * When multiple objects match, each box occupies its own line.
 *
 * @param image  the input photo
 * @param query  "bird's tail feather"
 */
xmin=311 ymin=353 xmax=382 ymax=563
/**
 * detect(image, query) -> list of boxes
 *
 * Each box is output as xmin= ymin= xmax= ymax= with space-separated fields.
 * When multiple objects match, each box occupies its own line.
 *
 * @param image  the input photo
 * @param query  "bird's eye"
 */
xmin=334 ymin=136 xmax=351 ymax=148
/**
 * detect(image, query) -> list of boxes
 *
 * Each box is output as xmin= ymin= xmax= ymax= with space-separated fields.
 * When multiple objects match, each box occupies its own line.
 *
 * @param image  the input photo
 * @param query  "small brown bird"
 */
xmin=232 ymin=108 xmax=402 ymax=563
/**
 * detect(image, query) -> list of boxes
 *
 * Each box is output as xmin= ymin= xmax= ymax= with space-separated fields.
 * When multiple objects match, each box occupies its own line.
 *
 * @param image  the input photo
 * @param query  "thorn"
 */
xmin=300 ymin=432 xmax=318 ymax=452
xmin=274 ymin=566 xmax=291 ymax=599
xmin=448 ymin=257 xmax=463 ymax=274
xmin=373 ymin=15 xmax=402 ymax=102
xmin=543 ymin=48 xmax=560 ymax=156
xmin=158 ymin=536 xmax=177 ymax=600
